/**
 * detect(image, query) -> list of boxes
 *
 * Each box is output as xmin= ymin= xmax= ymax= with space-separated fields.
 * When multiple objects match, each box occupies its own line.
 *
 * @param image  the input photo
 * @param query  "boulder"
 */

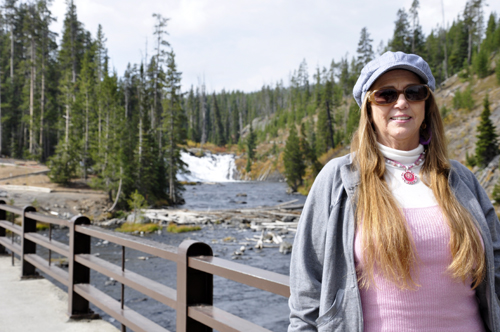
xmin=279 ymin=241 xmax=293 ymax=255
xmin=126 ymin=213 xmax=151 ymax=224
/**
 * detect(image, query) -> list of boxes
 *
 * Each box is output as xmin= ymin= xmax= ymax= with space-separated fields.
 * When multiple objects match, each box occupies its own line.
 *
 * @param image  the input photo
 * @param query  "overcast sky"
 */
xmin=48 ymin=0 xmax=500 ymax=93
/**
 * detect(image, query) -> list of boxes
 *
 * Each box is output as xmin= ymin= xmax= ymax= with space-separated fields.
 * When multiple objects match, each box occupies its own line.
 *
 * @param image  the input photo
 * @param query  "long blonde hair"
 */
xmin=351 ymin=92 xmax=485 ymax=290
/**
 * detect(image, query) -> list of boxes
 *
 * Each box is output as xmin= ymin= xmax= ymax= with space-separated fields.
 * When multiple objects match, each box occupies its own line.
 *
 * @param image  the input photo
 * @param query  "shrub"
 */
xmin=166 ymin=224 xmax=201 ymax=233
xmin=473 ymin=49 xmax=489 ymax=78
xmin=493 ymin=180 xmax=500 ymax=205
xmin=453 ymin=86 xmax=474 ymax=111
xmin=440 ymin=104 xmax=450 ymax=119
xmin=116 ymin=223 xmax=161 ymax=233
xmin=127 ymin=190 xmax=148 ymax=222
xmin=465 ymin=151 xmax=476 ymax=167
xmin=496 ymin=57 xmax=500 ymax=85
xmin=48 ymin=142 xmax=78 ymax=184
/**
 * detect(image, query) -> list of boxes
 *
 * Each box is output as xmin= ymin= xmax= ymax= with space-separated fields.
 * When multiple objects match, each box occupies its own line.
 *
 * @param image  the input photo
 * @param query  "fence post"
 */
xmin=177 ymin=240 xmax=213 ymax=332
xmin=21 ymin=205 xmax=37 ymax=278
xmin=0 ymin=200 xmax=6 ymax=254
xmin=68 ymin=215 xmax=93 ymax=318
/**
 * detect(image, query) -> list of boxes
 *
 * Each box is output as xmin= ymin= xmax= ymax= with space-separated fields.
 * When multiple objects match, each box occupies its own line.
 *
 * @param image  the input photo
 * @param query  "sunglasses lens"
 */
xmin=371 ymin=85 xmax=429 ymax=105
xmin=373 ymin=89 xmax=398 ymax=104
xmin=405 ymin=85 xmax=428 ymax=101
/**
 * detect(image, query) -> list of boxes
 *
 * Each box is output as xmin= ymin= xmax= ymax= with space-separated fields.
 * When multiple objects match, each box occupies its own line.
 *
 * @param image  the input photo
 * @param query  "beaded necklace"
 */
xmin=384 ymin=151 xmax=425 ymax=185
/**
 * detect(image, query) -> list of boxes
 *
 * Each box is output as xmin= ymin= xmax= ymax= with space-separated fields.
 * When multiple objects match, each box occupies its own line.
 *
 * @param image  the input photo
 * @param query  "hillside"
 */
xmin=238 ymin=54 xmax=500 ymax=200
xmin=436 ymin=55 xmax=500 ymax=197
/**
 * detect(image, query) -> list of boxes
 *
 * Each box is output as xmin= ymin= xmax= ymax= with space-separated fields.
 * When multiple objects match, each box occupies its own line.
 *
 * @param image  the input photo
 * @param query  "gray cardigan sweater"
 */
xmin=288 ymin=154 xmax=500 ymax=332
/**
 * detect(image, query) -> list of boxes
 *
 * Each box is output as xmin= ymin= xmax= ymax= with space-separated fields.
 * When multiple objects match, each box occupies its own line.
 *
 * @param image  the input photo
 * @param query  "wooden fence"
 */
xmin=0 ymin=200 xmax=290 ymax=332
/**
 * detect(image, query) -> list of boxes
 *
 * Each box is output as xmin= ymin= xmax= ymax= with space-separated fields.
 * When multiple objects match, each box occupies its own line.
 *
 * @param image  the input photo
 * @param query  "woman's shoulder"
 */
xmin=320 ymin=153 xmax=354 ymax=175
xmin=449 ymin=159 xmax=475 ymax=180
xmin=309 ymin=153 xmax=356 ymax=195
xmin=448 ymin=159 xmax=482 ymax=191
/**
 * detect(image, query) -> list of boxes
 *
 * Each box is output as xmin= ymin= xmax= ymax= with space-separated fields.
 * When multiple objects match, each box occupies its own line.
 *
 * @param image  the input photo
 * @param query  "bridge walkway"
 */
xmin=0 ymin=255 xmax=118 ymax=332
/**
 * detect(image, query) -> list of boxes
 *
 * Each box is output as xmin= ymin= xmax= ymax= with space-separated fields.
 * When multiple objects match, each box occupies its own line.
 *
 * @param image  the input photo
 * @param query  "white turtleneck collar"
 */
xmin=378 ymin=143 xmax=425 ymax=166
xmin=377 ymin=142 xmax=436 ymax=208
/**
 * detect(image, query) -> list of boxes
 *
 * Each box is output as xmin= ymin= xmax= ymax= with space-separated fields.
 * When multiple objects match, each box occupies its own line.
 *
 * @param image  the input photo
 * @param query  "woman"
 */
xmin=288 ymin=51 xmax=500 ymax=332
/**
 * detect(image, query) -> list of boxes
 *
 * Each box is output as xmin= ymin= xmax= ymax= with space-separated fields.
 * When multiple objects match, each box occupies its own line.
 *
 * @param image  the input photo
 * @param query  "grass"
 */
xmin=36 ymin=222 xmax=50 ymax=231
xmin=116 ymin=223 xmax=162 ymax=233
xmin=179 ymin=181 xmax=198 ymax=186
xmin=166 ymin=224 xmax=201 ymax=233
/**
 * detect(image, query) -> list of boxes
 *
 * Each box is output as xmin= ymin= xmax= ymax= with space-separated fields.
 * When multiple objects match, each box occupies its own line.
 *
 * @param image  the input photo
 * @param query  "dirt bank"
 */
xmin=0 ymin=158 xmax=110 ymax=221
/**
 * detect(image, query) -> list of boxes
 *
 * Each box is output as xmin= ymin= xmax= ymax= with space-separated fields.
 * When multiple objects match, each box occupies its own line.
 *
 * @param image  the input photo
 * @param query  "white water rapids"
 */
xmin=177 ymin=151 xmax=239 ymax=182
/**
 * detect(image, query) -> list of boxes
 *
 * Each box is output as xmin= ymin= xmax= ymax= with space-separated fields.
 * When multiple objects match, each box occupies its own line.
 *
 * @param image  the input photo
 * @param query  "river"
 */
xmin=37 ymin=152 xmax=308 ymax=331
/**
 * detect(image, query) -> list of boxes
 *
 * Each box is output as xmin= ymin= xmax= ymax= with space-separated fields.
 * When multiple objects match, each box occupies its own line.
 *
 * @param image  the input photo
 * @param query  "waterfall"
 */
xmin=177 ymin=151 xmax=239 ymax=182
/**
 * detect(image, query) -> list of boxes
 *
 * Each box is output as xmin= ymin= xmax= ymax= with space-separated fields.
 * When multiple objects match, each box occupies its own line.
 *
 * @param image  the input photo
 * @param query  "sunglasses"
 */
xmin=368 ymin=84 xmax=430 ymax=106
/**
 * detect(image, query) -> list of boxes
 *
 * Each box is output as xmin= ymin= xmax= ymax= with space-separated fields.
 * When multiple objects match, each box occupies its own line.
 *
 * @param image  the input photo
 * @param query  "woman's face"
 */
xmin=369 ymin=70 xmax=426 ymax=151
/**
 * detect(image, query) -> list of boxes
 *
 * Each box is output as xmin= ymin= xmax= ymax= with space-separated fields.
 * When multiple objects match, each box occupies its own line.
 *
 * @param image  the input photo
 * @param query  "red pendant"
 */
xmin=402 ymin=170 xmax=418 ymax=185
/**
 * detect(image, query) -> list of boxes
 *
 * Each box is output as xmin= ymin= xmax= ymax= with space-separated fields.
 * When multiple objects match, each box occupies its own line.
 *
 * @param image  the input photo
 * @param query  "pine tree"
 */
xmin=356 ymin=27 xmax=374 ymax=69
xmin=315 ymin=79 xmax=335 ymax=155
xmin=245 ymin=124 xmax=256 ymax=172
xmin=473 ymin=47 xmax=489 ymax=78
xmin=346 ymin=100 xmax=360 ymax=143
xmin=482 ymin=13 xmax=497 ymax=53
xmin=284 ymin=126 xmax=305 ymax=192
xmin=48 ymin=139 xmax=78 ymax=184
xmin=408 ymin=0 xmax=425 ymax=55
xmin=389 ymin=8 xmax=411 ymax=53
xmin=246 ymin=124 xmax=256 ymax=159
xmin=300 ymin=123 xmax=321 ymax=177
xmin=475 ymin=94 xmax=499 ymax=167
xmin=162 ymin=50 xmax=187 ymax=204
xmin=212 ymin=93 xmax=225 ymax=146
xmin=151 ymin=13 xmax=170 ymax=137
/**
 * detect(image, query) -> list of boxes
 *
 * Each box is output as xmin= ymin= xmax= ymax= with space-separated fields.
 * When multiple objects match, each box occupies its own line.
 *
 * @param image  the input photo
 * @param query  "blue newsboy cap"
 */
xmin=352 ymin=51 xmax=435 ymax=107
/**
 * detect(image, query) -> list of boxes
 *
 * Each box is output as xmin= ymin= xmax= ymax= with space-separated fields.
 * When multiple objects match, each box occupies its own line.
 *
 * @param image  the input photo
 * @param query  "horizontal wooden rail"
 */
xmin=0 ymin=237 xmax=21 ymax=255
xmin=0 ymin=220 xmax=22 ymax=235
xmin=24 ymin=253 xmax=69 ymax=286
xmin=0 ymin=204 xmax=23 ymax=215
xmin=188 ymin=305 xmax=272 ymax=332
xmin=24 ymin=233 xmax=69 ymax=256
xmin=25 ymin=211 xmax=71 ymax=227
xmin=189 ymin=255 xmax=290 ymax=298
xmin=75 ymin=225 xmax=178 ymax=261
xmin=75 ymin=254 xmax=177 ymax=309
xmin=74 ymin=284 xmax=171 ymax=332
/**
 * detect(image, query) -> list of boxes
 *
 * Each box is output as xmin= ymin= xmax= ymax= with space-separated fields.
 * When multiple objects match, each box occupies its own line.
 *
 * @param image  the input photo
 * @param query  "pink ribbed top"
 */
xmin=354 ymin=205 xmax=485 ymax=332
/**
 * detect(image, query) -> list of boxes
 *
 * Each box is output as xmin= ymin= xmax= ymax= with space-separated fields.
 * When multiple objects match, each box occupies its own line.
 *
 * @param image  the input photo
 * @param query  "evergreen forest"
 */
xmin=1 ymin=0 xmax=500 ymax=205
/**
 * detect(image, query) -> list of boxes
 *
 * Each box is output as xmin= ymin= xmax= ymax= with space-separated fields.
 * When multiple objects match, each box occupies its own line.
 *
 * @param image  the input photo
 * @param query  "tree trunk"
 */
xmin=40 ymin=43 xmax=46 ymax=160
xmin=139 ymin=118 xmax=143 ymax=161
xmin=124 ymin=84 xmax=129 ymax=118
xmin=98 ymin=102 xmax=102 ymax=155
xmin=29 ymin=36 xmax=35 ymax=154
xmin=65 ymin=102 xmax=70 ymax=145
xmin=468 ymin=27 xmax=472 ymax=65
xmin=103 ymin=108 xmax=109 ymax=173
xmin=138 ymin=85 xmax=143 ymax=162
xmin=71 ymin=20 xmax=76 ymax=84
xmin=169 ymin=99 xmax=175 ymax=202
xmin=325 ymin=101 xmax=335 ymax=149
xmin=84 ymin=90 xmax=89 ymax=180
xmin=10 ymin=24 xmax=14 ymax=80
